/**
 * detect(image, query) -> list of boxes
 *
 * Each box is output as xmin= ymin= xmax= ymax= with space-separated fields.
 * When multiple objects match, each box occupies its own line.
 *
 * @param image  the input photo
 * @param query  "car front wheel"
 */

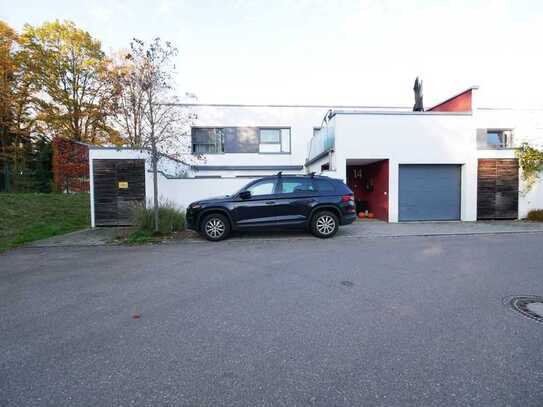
xmin=310 ymin=210 xmax=339 ymax=238
xmin=201 ymin=213 xmax=230 ymax=241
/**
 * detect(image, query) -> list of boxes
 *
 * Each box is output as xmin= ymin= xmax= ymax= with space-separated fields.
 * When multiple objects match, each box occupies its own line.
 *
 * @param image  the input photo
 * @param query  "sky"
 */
xmin=2 ymin=0 xmax=543 ymax=108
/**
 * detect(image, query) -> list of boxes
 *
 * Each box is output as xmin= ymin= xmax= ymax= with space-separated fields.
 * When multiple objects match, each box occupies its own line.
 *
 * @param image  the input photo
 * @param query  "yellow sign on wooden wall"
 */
xmin=118 ymin=181 xmax=129 ymax=189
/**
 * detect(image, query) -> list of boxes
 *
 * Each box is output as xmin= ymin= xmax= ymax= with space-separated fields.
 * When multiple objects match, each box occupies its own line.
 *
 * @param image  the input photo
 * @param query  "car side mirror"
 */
xmin=239 ymin=190 xmax=251 ymax=200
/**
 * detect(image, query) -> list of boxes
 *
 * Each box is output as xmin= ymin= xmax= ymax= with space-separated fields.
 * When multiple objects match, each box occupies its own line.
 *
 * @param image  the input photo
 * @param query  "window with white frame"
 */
xmin=191 ymin=127 xmax=291 ymax=154
xmin=259 ymin=128 xmax=290 ymax=153
xmin=477 ymin=129 xmax=514 ymax=149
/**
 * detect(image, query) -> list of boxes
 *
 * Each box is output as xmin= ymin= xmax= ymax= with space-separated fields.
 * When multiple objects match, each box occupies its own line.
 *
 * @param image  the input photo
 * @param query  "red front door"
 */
xmin=347 ymin=160 xmax=389 ymax=221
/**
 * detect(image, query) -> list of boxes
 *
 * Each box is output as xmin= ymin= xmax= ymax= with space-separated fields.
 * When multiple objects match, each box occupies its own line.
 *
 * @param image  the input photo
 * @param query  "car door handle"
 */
xmin=265 ymin=201 xmax=276 ymax=205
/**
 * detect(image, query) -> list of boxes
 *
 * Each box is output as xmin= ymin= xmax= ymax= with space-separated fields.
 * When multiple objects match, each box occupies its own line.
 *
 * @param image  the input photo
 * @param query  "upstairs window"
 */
xmin=477 ymin=129 xmax=514 ymax=149
xmin=259 ymin=128 xmax=290 ymax=153
xmin=192 ymin=128 xmax=224 ymax=153
xmin=191 ymin=127 xmax=290 ymax=154
xmin=486 ymin=130 xmax=513 ymax=148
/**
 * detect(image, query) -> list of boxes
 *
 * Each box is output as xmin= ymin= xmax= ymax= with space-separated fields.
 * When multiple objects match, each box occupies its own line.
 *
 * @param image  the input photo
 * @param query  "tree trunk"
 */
xmin=2 ymin=152 xmax=10 ymax=192
xmin=151 ymin=142 xmax=159 ymax=234
xmin=149 ymin=95 xmax=160 ymax=234
xmin=0 ymin=127 xmax=10 ymax=192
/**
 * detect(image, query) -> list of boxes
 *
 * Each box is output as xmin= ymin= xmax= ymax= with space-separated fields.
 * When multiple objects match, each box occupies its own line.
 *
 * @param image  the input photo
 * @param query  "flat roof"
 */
xmin=329 ymin=110 xmax=472 ymax=117
xmin=169 ymin=101 xmax=542 ymax=112
xmin=170 ymin=102 xmax=410 ymax=110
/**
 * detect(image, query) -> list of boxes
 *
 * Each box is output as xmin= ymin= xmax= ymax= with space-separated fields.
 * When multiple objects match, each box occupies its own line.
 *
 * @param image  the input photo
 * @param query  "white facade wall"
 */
xmin=330 ymin=112 xmax=477 ymax=222
xmin=186 ymin=104 xmax=329 ymax=176
xmin=89 ymin=103 xmax=543 ymax=227
xmin=155 ymin=176 xmax=257 ymax=210
xmin=89 ymin=105 xmax=333 ymax=226
xmin=306 ymin=154 xmax=333 ymax=174
xmin=312 ymin=107 xmax=543 ymax=222
xmin=186 ymin=104 xmax=408 ymax=176
xmin=89 ymin=148 xmax=259 ymax=227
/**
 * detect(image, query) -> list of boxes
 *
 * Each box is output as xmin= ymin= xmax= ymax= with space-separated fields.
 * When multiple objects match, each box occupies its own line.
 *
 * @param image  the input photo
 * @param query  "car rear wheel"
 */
xmin=311 ymin=210 xmax=339 ymax=238
xmin=201 ymin=214 xmax=230 ymax=241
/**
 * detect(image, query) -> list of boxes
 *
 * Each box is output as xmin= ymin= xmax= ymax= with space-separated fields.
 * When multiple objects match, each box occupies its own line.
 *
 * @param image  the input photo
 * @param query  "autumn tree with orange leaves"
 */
xmin=0 ymin=20 xmax=41 ymax=191
xmin=0 ymin=20 xmax=127 ymax=191
xmin=19 ymin=20 xmax=122 ymax=145
xmin=1 ymin=19 xmax=192 ymax=193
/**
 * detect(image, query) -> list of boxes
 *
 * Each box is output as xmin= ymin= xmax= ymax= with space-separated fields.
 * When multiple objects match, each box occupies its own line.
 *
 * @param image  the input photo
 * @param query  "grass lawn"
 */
xmin=0 ymin=193 xmax=90 ymax=252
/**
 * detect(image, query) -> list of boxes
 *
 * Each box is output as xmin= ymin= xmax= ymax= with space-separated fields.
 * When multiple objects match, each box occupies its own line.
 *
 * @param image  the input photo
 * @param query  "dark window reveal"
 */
xmin=192 ymin=128 xmax=224 ymax=153
xmin=224 ymin=127 xmax=258 ymax=153
xmin=192 ymin=127 xmax=289 ymax=154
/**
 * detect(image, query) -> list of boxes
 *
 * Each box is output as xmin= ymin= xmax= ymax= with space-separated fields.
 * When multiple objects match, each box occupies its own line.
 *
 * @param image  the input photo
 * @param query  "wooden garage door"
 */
xmin=93 ymin=159 xmax=146 ymax=226
xmin=477 ymin=159 xmax=518 ymax=219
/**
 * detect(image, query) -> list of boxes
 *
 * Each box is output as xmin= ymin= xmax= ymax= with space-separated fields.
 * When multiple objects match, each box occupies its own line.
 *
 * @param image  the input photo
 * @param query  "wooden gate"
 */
xmin=477 ymin=159 xmax=518 ymax=219
xmin=93 ymin=159 xmax=146 ymax=226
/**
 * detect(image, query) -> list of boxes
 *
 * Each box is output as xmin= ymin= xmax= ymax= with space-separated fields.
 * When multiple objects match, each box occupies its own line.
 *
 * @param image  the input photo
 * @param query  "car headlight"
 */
xmin=190 ymin=203 xmax=202 ymax=209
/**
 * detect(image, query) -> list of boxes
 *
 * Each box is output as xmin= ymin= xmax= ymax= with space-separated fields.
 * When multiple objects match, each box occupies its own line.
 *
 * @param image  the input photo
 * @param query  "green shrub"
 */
xmin=527 ymin=209 xmax=543 ymax=222
xmin=125 ymin=229 xmax=154 ymax=245
xmin=130 ymin=201 xmax=185 ymax=234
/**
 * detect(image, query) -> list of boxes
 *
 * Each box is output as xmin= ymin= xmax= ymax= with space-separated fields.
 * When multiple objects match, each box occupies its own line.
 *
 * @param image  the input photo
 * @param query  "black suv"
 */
xmin=186 ymin=174 xmax=356 ymax=241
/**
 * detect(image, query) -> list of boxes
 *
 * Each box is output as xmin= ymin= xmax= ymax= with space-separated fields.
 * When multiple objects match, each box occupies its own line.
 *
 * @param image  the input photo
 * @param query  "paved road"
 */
xmin=1 ymin=233 xmax=543 ymax=406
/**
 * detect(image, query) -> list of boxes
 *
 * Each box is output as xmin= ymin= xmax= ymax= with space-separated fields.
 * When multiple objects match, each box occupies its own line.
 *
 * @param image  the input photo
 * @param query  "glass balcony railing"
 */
xmin=308 ymin=123 xmax=335 ymax=162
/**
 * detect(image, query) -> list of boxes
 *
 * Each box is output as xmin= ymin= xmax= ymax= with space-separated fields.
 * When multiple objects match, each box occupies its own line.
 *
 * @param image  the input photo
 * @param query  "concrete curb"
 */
xmin=18 ymin=228 xmax=543 ymax=248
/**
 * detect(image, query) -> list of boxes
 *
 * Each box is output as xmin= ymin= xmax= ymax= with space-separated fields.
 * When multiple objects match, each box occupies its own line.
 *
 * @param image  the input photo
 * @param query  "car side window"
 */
xmin=245 ymin=179 xmax=276 ymax=196
xmin=280 ymin=178 xmax=315 ymax=194
xmin=314 ymin=179 xmax=335 ymax=192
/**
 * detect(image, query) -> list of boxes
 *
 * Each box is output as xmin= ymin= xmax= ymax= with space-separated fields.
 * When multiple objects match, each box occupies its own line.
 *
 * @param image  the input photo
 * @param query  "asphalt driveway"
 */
xmin=1 ymin=233 xmax=543 ymax=406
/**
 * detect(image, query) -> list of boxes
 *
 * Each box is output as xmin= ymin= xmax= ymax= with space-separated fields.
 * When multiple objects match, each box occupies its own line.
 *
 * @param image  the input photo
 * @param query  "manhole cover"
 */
xmin=508 ymin=296 xmax=543 ymax=323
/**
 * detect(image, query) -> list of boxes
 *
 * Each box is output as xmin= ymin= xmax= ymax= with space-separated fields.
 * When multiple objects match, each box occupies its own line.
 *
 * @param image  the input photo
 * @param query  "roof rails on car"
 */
xmin=274 ymin=172 xmax=319 ymax=178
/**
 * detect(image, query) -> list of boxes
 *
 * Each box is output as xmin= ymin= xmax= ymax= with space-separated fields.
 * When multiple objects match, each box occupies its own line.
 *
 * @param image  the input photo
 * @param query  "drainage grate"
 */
xmin=508 ymin=296 xmax=543 ymax=323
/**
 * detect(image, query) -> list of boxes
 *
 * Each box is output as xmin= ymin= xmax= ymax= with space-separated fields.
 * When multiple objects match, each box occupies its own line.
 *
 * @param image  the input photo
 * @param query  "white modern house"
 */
xmin=89 ymin=87 xmax=543 ymax=226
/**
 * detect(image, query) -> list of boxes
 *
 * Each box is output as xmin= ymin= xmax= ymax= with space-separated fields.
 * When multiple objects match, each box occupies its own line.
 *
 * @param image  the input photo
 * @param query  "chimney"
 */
xmin=413 ymin=77 xmax=424 ymax=112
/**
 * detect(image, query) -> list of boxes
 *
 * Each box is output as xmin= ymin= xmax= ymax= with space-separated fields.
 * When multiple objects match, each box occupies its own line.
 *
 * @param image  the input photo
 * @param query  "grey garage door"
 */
xmin=399 ymin=164 xmax=461 ymax=221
